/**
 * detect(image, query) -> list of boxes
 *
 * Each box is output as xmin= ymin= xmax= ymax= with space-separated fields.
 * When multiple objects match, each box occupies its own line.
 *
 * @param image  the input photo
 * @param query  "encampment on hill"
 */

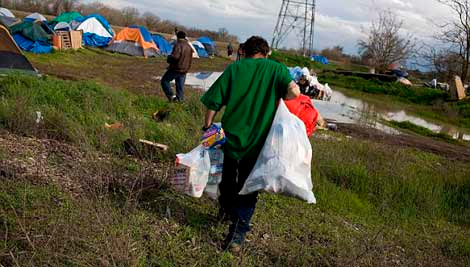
xmin=73 ymin=14 xmax=113 ymax=47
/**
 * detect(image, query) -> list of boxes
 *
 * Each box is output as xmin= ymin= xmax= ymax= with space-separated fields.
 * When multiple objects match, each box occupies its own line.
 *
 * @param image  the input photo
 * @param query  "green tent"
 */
xmin=51 ymin=12 xmax=82 ymax=24
xmin=10 ymin=20 xmax=53 ymax=41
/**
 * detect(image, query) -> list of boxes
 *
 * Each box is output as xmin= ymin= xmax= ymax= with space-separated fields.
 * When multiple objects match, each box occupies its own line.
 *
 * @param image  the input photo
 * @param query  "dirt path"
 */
xmin=336 ymin=123 xmax=470 ymax=160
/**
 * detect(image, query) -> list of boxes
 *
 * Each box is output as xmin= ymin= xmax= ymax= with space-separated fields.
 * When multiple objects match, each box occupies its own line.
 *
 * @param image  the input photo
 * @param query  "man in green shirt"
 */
xmin=201 ymin=36 xmax=300 ymax=253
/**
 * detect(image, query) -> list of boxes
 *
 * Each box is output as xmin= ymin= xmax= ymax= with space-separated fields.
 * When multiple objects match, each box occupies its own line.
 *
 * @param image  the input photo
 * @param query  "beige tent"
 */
xmin=0 ymin=25 xmax=36 ymax=73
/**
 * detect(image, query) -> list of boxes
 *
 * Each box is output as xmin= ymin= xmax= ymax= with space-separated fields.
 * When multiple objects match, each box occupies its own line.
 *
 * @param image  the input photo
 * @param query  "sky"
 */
xmin=98 ymin=0 xmax=454 ymax=55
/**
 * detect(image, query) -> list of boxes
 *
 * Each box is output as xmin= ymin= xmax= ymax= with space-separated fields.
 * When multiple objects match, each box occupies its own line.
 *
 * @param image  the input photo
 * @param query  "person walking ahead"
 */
xmin=201 ymin=36 xmax=300 ymax=253
xmin=161 ymin=31 xmax=193 ymax=102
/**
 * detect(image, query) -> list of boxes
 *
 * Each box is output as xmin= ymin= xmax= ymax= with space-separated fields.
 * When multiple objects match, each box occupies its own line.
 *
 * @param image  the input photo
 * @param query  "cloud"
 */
xmin=90 ymin=0 xmax=454 ymax=54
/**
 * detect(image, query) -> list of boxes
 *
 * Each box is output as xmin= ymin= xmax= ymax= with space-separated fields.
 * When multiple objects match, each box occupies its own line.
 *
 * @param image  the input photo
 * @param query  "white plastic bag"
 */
xmin=204 ymin=148 xmax=224 ymax=200
xmin=171 ymin=145 xmax=210 ymax=198
xmin=239 ymin=100 xmax=316 ymax=204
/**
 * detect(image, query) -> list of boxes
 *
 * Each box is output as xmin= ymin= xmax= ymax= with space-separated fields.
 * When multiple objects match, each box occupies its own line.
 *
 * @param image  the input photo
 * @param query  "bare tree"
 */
xmin=121 ymin=7 xmax=139 ymax=26
xmin=142 ymin=12 xmax=160 ymax=31
xmin=436 ymin=0 xmax=470 ymax=82
xmin=358 ymin=11 xmax=414 ymax=73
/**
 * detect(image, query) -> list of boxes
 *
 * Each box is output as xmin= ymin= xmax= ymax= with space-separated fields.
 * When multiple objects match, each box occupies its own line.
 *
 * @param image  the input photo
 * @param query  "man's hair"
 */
xmin=177 ymin=31 xmax=186 ymax=39
xmin=243 ymin=36 xmax=270 ymax=57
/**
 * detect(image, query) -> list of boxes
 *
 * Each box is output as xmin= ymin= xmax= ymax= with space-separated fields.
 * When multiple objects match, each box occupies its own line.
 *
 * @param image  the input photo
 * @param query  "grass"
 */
xmin=0 ymin=73 xmax=469 ymax=265
xmin=389 ymin=120 xmax=459 ymax=143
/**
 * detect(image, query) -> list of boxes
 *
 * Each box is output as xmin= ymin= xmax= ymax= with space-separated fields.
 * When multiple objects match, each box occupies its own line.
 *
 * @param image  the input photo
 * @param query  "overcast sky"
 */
xmin=99 ymin=0 xmax=453 ymax=54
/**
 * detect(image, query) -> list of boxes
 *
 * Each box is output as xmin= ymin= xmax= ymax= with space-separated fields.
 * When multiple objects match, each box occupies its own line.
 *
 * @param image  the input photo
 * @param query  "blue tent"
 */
xmin=193 ymin=44 xmax=209 ymax=58
xmin=13 ymin=34 xmax=52 ymax=54
xmin=197 ymin=36 xmax=216 ymax=56
xmin=152 ymin=34 xmax=172 ymax=55
xmin=311 ymin=55 xmax=329 ymax=65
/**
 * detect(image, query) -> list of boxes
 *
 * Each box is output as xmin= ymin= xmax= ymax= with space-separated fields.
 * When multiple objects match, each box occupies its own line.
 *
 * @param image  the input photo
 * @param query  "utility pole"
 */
xmin=272 ymin=0 xmax=316 ymax=56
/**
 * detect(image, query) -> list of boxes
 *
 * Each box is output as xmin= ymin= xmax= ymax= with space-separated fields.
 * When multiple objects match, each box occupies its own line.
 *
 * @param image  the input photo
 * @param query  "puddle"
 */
xmin=181 ymin=72 xmax=470 ymax=141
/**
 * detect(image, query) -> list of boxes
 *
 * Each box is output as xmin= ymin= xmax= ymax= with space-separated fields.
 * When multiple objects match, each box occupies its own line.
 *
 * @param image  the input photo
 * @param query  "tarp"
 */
xmin=0 ymin=25 xmax=36 ymax=72
xmin=76 ymin=17 xmax=112 ymax=47
xmin=106 ymin=27 xmax=158 ymax=57
xmin=13 ymin=33 xmax=52 ymax=54
xmin=311 ymin=55 xmax=329 ymax=65
xmin=192 ymin=41 xmax=209 ymax=58
xmin=129 ymin=25 xmax=153 ymax=43
xmin=10 ymin=20 xmax=53 ymax=42
xmin=0 ymin=15 xmax=20 ymax=28
xmin=75 ymin=14 xmax=113 ymax=36
xmin=0 ymin=7 xmax=15 ymax=18
xmin=152 ymin=34 xmax=172 ymax=55
xmin=54 ymin=22 xmax=71 ymax=31
xmin=25 ymin=12 xmax=47 ymax=22
xmin=51 ymin=12 xmax=81 ymax=24
xmin=197 ymin=36 xmax=216 ymax=56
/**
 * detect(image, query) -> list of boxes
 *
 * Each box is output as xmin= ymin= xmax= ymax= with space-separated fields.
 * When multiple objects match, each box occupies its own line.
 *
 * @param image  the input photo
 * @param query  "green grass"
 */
xmin=0 ymin=74 xmax=469 ymax=265
xmin=389 ymin=120 xmax=459 ymax=143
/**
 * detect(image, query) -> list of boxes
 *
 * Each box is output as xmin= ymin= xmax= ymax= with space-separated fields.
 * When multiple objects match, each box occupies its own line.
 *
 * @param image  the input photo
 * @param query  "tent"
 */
xmin=75 ymin=16 xmax=113 ymax=47
xmin=171 ymin=39 xmax=199 ymax=58
xmin=0 ymin=7 xmax=15 ymax=18
xmin=10 ymin=20 xmax=53 ymax=53
xmin=51 ymin=12 xmax=81 ymax=24
xmin=311 ymin=55 xmax=329 ymax=65
xmin=152 ymin=34 xmax=172 ymax=55
xmin=192 ymin=41 xmax=209 ymax=58
xmin=0 ymin=15 xmax=20 ymax=28
xmin=105 ymin=26 xmax=158 ymax=57
xmin=54 ymin=22 xmax=71 ymax=31
xmin=197 ymin=36 xmax=216 ymax=56
xmin=25 ymin=12 xmax=47 ymax=22
xmin=0 ymin=25 xmax=36 ymax=73
xmin=75 ymin=14 xmax=113 ymax=35
xmin=10 ymin=20 xmax=54 ymax=42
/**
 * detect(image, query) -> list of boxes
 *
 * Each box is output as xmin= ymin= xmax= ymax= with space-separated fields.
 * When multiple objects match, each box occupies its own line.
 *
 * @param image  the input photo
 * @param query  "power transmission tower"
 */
xmin=272 ymin=0 xmax=316 ymax=56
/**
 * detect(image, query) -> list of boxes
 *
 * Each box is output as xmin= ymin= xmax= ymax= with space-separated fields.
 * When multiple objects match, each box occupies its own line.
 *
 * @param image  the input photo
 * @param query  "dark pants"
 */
xmin=219 ymin=154 xmax=259 ymax=235
xmin=161 ymin=70 xmax=186 ymax=101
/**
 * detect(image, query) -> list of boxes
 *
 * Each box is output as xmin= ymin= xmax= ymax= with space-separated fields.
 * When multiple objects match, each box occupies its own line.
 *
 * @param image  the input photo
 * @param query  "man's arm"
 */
xmin=203 ymin=109 xmax=217 ymax=129
xmin=285 ymin=81 xmax=301 ymax=100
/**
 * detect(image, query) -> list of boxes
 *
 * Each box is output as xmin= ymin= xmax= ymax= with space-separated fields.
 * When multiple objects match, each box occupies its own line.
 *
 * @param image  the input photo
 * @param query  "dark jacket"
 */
xmin=167 ymin=39 xmax=193 ymax=73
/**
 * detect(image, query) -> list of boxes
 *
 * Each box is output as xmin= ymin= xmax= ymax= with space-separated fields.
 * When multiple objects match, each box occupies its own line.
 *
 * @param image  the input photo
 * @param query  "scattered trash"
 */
xmin=152 ymin=109 xmax=170 ymax=122
xmin=397 ymin=77 xmax=412 ymax=86
xmin=139 ymin=139 xmax=169 ymax=151
xmin=104 ymin=122 xmax=124 ymax=130
xmin=35 ymin=111 xmax=43 ymax=124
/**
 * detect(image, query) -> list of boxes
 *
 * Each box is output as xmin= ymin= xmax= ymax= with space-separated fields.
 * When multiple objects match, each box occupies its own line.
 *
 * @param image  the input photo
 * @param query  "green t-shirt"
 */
xmin=201 ymin=58 xmax=292 ymax=160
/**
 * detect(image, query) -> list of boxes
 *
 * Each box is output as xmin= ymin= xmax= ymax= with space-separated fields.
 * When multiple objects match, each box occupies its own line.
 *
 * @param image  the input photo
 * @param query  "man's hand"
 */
xmin=285 ymin=81 xmax=301 ymax=100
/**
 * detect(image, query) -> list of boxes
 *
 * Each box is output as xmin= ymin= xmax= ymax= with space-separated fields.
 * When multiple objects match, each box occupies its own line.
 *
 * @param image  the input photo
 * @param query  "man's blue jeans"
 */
xmin=161 ymin=70 xmax=186 ymax=101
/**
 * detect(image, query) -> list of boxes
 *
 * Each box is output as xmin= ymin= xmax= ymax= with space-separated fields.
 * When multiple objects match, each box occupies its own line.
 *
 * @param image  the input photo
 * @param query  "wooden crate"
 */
xmin=55 ymin=30 xmax=82 ymax=50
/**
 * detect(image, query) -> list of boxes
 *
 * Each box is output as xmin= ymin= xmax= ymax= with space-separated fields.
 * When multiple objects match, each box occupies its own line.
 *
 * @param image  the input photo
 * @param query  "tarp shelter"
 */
xmin=10 ymin=20 xmax=54 ymax=42
xmin=0 ymin=7 xmax=15 ymax=18
xmin=51 ymin=12 xmax=81 ymax=24
xmin=0 ymin=15 xmax=20 ymax=28
xmin=0 ymin=25 xmax=36 ymax=73
xmin=54 ymin=22 xmax=71 ymax=31
xmin=75 ymin=14 xmax=113 ymax=35
xmin=25 ymin=12 xmax=47 ymax=22
xmin=192 ymin=41 xmax=209 ymax=58
xmin=197 ymin=36 xmax=216 ymax=56
xmin=152 ymin=34 xmax=172 ymax=55
xmin=311 ymin=55 xmax=329 ymax=65
xmin=75 ymin=16 xmax=113 ymax=47
xmin=105 ymin=26 xmax=158 ymax=57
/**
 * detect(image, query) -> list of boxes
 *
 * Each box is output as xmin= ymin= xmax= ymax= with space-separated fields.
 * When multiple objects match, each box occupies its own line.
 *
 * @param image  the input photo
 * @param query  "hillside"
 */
xmin=0 ymin=46 xmax=469 ymax=266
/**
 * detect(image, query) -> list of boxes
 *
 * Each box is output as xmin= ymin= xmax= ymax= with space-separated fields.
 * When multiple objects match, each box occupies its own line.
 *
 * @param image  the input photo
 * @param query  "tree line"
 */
xmin=0 ymin=0 xmax=238 ymax=43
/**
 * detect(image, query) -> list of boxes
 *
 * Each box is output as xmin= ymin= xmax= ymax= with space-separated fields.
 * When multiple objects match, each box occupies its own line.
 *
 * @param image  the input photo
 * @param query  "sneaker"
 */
xmin=170 ymin=95 xmax=177 ymax=102
xmin=222 ymin=232 xmax=245 ymax=254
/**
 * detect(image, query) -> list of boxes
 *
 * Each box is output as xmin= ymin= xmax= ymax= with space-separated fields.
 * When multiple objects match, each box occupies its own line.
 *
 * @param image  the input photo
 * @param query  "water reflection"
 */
xmin=184 ymin=72 xmax=470 ymax=141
